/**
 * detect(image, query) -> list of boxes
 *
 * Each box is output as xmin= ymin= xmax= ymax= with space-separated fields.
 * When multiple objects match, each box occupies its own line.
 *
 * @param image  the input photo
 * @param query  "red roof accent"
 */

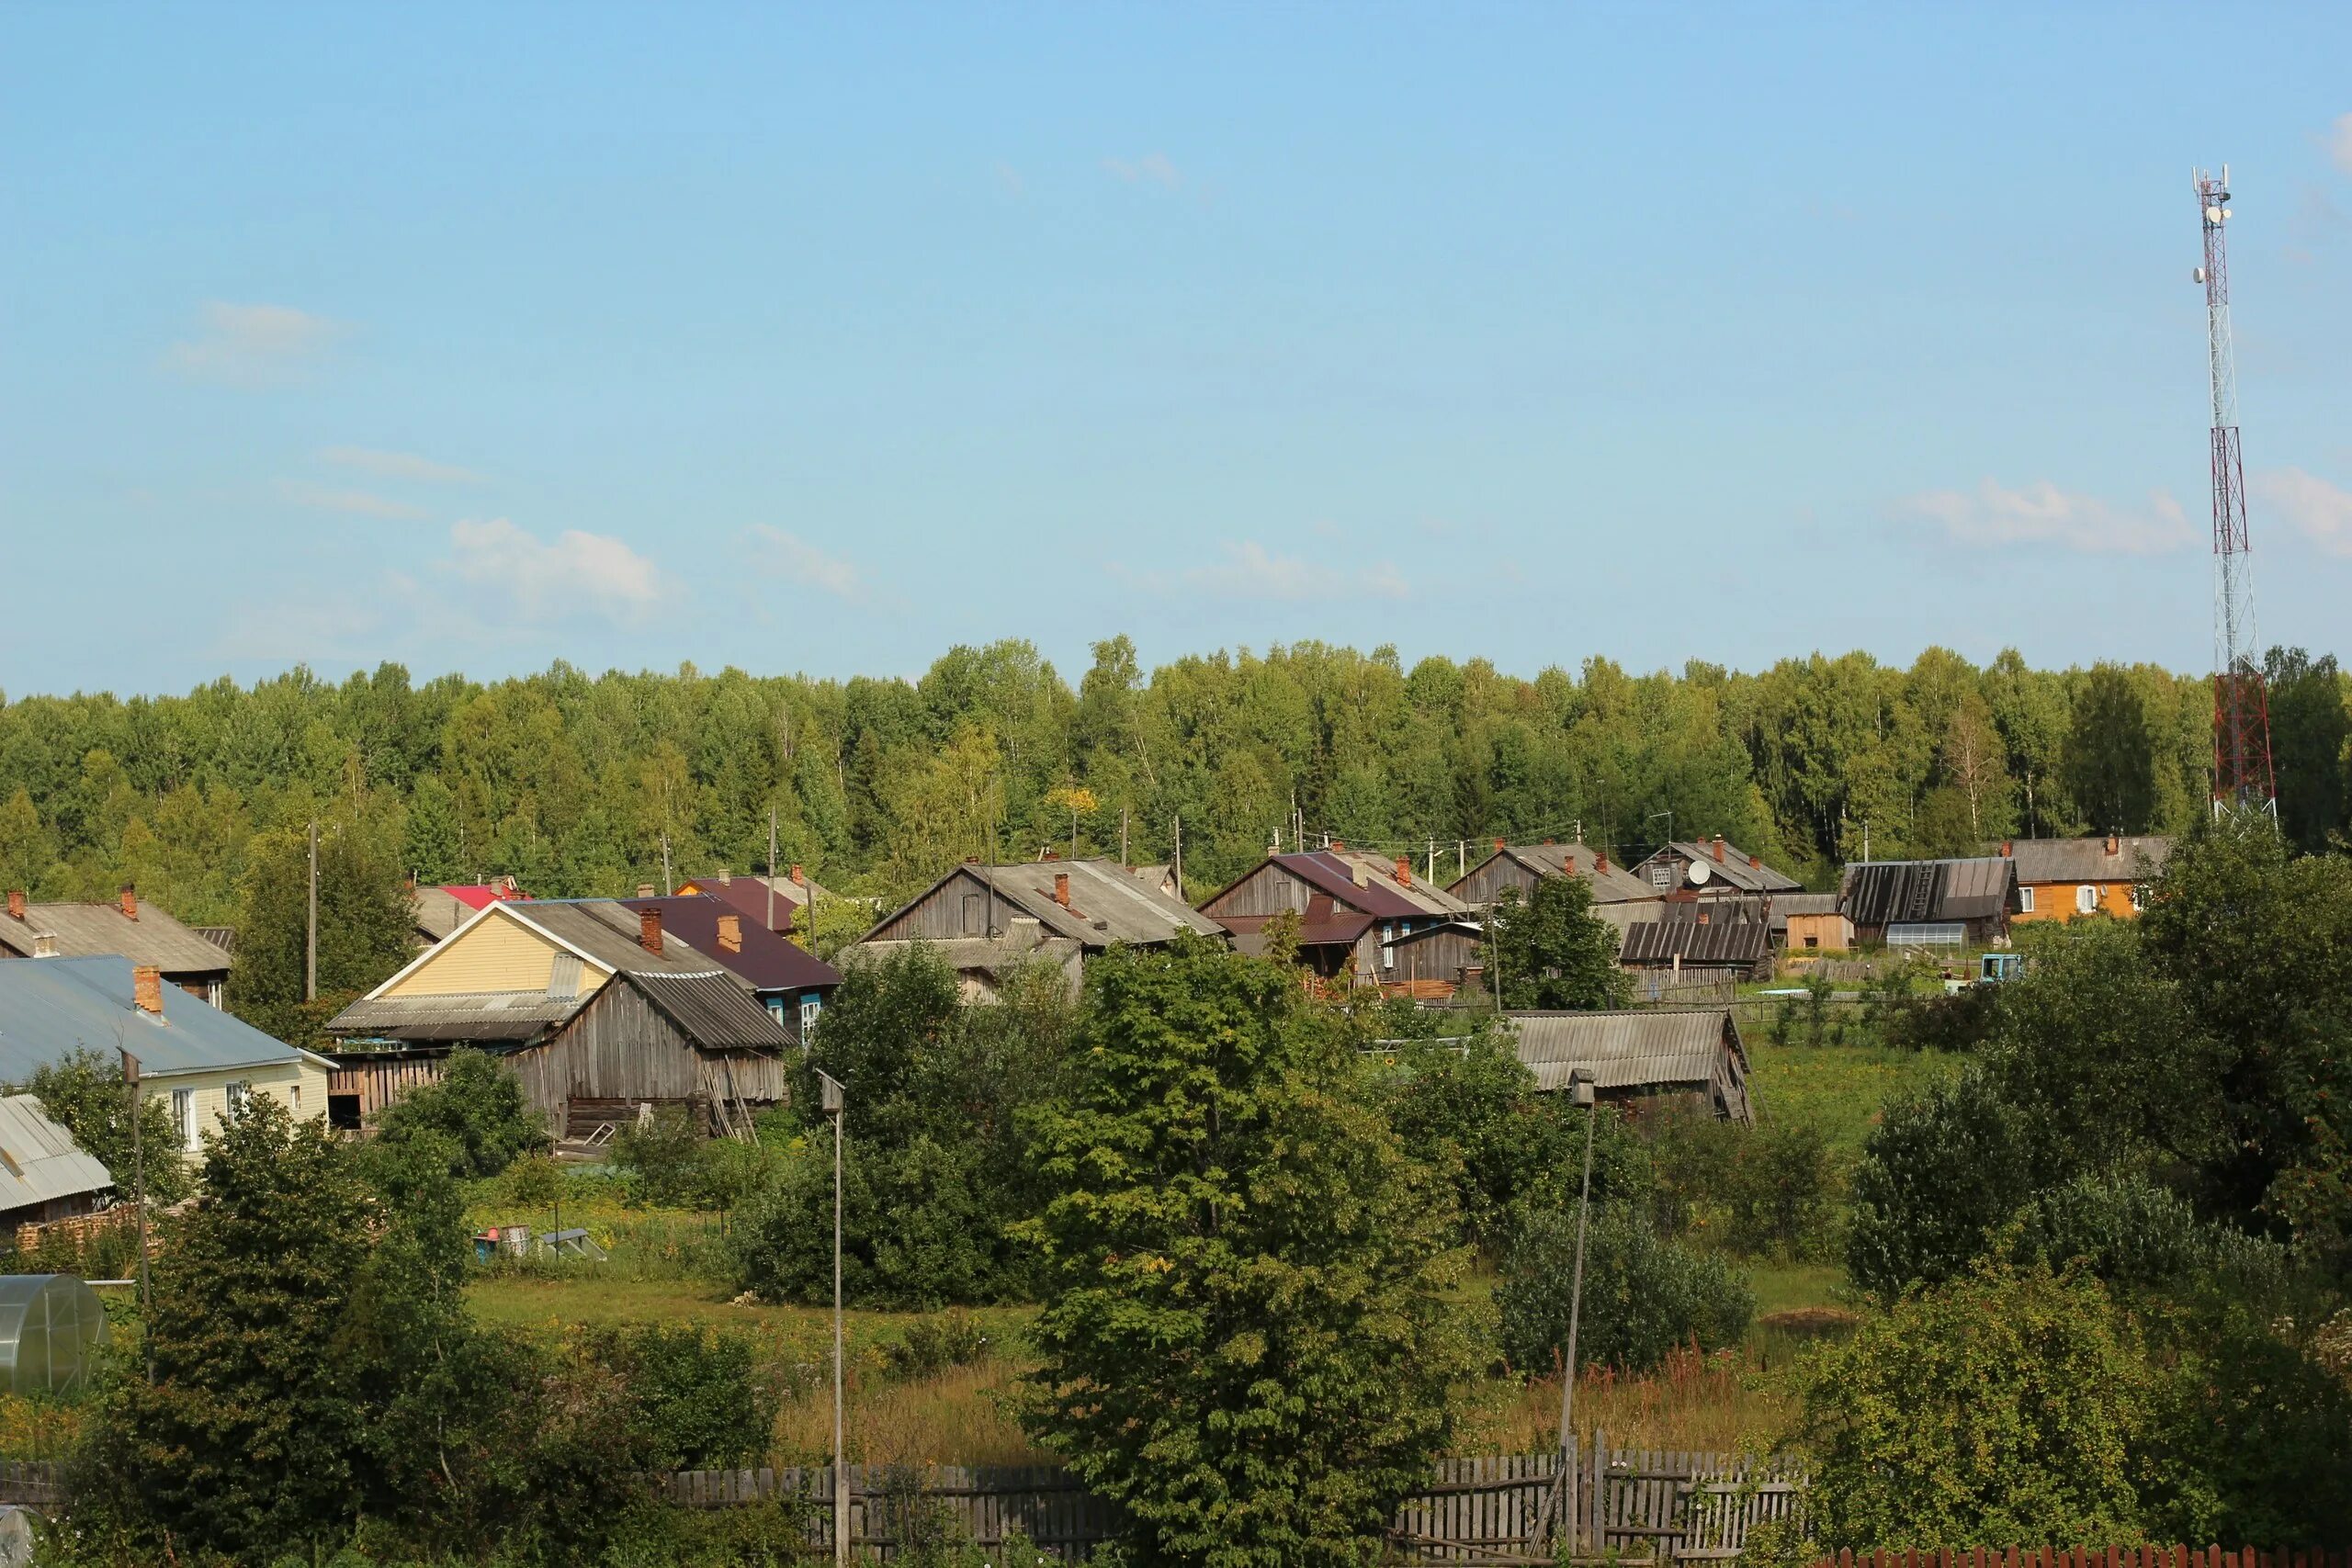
xmin=438 ymin=884 xmax=529 ymax=912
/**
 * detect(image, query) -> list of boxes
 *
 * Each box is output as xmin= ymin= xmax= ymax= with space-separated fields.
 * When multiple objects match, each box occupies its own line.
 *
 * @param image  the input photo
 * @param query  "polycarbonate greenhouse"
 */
xmin=0 ymin=1275 xmax=109 ymax=1396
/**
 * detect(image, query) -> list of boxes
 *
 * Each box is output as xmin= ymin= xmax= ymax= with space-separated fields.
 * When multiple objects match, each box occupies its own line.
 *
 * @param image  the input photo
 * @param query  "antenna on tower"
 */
xmin=2192 ymin=164 xmax=2278 ymax=819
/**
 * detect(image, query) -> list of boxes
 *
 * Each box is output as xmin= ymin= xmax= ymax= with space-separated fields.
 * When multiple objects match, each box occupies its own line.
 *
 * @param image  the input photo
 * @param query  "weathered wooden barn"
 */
xmin=1200 ymin=849 xmax=1468 ymax=989
xmin=1506 ymin=1009 xmax=1752 ymax=1123
xmin=1616 ymin=899 xmax=1774 ymax=982
xmin=844 ymin=858 xmax=1223 ymax=998
xmin=1627 ymin=838 xmax=1803 ymax=903
xmin=1446 ymin=840 xmax=1662 ymax=913
xmin=325 ymin=898 xmax=794 ymax=1140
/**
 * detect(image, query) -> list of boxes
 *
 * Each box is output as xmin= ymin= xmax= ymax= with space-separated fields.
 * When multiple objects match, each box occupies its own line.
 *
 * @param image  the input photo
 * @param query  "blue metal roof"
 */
xmin=0 ymin=957 xmax=323 ymax=1081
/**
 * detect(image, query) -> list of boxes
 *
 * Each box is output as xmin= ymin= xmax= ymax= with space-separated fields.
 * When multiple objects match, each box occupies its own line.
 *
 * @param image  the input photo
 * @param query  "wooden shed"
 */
xmin=1506 ymin=1009 xmax=1752 ymax=1123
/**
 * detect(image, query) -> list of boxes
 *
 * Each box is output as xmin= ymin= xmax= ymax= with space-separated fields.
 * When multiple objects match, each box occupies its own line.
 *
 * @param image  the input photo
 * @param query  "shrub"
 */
xmin=1723 ymin=1122 xmax=1841 ymax=1260
xmin=371 ymin=1046 xmax=548 ymax=1178
xmin=594 ymin=1324 xmax=780 ymax=1471
xmin=1796 ymin=1262 xmax=2151 ymax=1550
xmin=611 ymin=1109 xmax=707 ymax=1208
xmin=1845 ymin=1066 xmax=2032 ymax=1299
xmin=1883 ymin=983 xmax=2003 ymax=1055
xmin=1496 ymin=1202 xmax=1753 ymax=1377
xmin=882 ymin=1310 xmax=992 ymax=1382
xmin=2141 ymin=1308 xmax=2352 ymax=1546
xmin=2012 ymin=1171 xmax=2290 ymax=1296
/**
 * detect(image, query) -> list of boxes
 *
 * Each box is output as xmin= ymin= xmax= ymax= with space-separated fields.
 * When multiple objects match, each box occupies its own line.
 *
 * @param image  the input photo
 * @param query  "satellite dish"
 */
xmin=2205 ymin=205 xmax=2223 ymax=224
xmin=1687 ymin=860 xmax=1712 ymax=886
xmin=2193 ymin=265 xmax=2207 ymax=284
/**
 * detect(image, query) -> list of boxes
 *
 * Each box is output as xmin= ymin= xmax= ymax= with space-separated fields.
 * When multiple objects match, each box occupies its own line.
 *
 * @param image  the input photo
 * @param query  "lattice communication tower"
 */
xmin=2193 ymin=165 xmax=2277 ymax=817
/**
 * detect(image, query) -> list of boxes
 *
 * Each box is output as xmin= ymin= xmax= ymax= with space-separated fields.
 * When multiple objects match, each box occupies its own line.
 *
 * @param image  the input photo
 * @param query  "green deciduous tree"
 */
xmin=228 ymin=805 xmax=416 ymax=1049
xmin=371 ymin=1045 xmax=550 ymax=1178
xmin=1013 ymin=936 xmax=1473 ymax=1568
xmin=1496 ymin=1198 xmax=1753 ymax=1377
xmin=1484 ymin=876 xmax=1634 ymax=1010
xmin=17 ymin=1045 xmax=191 ymax=1204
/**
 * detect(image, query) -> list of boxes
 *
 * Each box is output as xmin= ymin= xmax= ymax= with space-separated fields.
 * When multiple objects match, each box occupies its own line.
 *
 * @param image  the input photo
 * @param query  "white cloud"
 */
xmin=277 ymin=479 xmax=428 ymax=520
xmin=741 ymin=525 xmax=861 ymax=599
xmin=1175 ymin=540 xmax=1411 ymax=602
xmin=321 ymin=446 xmax=486 ymax=484
xmin=442 ymin=518 xmax=668 ymax=620
xmin=163 ymin=301 xmax=342 ymax=387
xmin=1102 ymin=152 xmax=1181 ymax=188
xmin=2329 ymin=112 xmax=2352 ymax=175
xmin=1899 ymin=479 xmax=2195 ymax=555
xmin=2252 ymin=467 xmax=2352 ymax=556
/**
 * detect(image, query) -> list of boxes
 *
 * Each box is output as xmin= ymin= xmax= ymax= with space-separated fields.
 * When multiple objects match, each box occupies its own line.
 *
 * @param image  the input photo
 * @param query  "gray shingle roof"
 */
xmin=0 ymin=1095 xmax=113 ymax=1211
xmin=0 ymin=901 xmax=230 ymax=976
xmin=1506 ymin=1009 xmax=1750 ymax=1122
xmin=0 ymin=957 xmax=323 ymax=1080
xmin=1632 ymin=842 xmax=1803 ymax=895
xmin=2005 ymin=837 xmax=2171 ymax=884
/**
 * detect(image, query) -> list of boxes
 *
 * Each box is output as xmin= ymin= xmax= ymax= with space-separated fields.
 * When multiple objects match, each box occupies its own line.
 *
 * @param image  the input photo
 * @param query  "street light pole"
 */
xmin=819 ymin=1069 xmax=848 ymax=1564
xmin=1556 ymin=1068 xmax=1598 ymax=1465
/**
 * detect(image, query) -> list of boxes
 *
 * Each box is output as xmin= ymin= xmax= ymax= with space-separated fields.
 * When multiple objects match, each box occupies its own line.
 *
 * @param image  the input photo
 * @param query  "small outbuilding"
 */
xmin=1506 ymin=1009 xmax=1752 ymax=1124
xmin=1840 ymin=856 xmax=2020 ymax=948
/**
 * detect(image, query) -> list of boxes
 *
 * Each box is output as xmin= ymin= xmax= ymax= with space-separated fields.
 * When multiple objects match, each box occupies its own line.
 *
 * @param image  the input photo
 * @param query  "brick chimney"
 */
xmin=1053 ymin=872 xmax=1071 ymax=908
xmin=639 ymin=907 xmax=663 ymax=955
xmin=119 ymin=884 xmax=140 ymax=920
xmin=1999 ymin=840 xmax=2013 ymax=858
xmin=1748 ymin=853 xmax=1761 ymax=871
xmin=1042 ymin=851 xmax=1059 ymax=862
xmin=1595 ymin=853 xmax=1610 ymax=873
xmin=1565 ymin=854 xmax=1577 ymax=875
xmin=2105 ymin=833 xmax=2121 ymax=856
xmin=636 ymin=884 xmax=657 ymax=897
xmin=133 ymin=964 xmax=164 ymax=1016
xmin=716 ymin=913 xmax=742 ymax=953
xmin=1331 ymin=839 xmax=1345 ymax=851
xmin=715 ymin=868 xmax=732 ymax=886
xmin=5 ymin=889 xmax=22 ymax=921
xmin=791 ymin=864 xmax=806 ymax=886
xmin=1712 ymin=836 xmax=1726 ymax=863
xmin=1492 ymin=837 xmax=1504 ymax=851
xmin=1393 ymin=855 xmax=1411 ymax=886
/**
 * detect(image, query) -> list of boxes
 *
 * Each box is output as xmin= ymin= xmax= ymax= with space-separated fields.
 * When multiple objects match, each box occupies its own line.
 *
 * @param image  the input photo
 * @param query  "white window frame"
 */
xmin=224 ymin=1080 xmax=252 ymax=1123
xmin=798 ymin=994 xmax=823 ymax=1037
xmin=288 ymin=1084 xmax=301 ymax=1115
xmin=2018 ymin=886 xmax=2036 ymax=913
xmin=173 ymin=1088 xmax=198 ymax=1151
xmin=2130 ymin=883 xmax=2148 ymax=912
xmin=2075 ymin=884 xmax=2098 ymax=915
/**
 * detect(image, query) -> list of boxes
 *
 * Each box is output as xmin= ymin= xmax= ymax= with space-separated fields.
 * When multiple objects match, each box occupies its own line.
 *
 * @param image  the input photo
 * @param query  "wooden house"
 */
xmin=1197 ymin=850 xmax=1470 ymax=991
xmin=619 ymin=894 xmax=841 ymax=1038
xmin=2 ymin=886 xmax=232 ymax=1006
xmin=1505 ymin=1009 xmax=1752 ymax=1123
xmin=1626 ymin=839 xmax=1801 ymax=904
xmin=0 ymin=956 xmax=331 ymax=1166
xmin=0 ymin=1095 xmax=114 ymax=1231
xmin=1446 ymin=840 xmax=1661 ymax=914
xmin=844 ymin=858 xmax=1223 ymax=1000
xmin=325 ymin=899 xmax=793 ymax=1141
xmin=1839 ymin=857 xmax=2020 ymax=948
xmin=1774 ymin=892 xmax=1853 ymax=953
xmin=2002 ymin=835 xmax=2169 ymax=924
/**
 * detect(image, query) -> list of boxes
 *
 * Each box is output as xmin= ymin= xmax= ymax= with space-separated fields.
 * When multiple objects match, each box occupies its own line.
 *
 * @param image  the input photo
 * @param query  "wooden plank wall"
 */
xmin=1199 ymin=863 xmax=1311 ymax=919
xmin=868 ymin=870 xmax=997 ymax=942
xmin=326 ymin=1054 xmax=448 ymax=1120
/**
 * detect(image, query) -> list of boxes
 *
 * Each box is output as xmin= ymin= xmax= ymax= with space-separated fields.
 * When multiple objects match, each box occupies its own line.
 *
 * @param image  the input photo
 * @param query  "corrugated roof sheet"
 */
xmin=0 ymin=901 xmax=230 ymax=975
xmin=1452 ymin=842 xmax=1662 ymax=905
xmin=1226 ymin=912 xmax=1376 ymax=956
xmin=0 ymin=957 xmax=322 ymax=1079
xmin=1507 ymin=1009 xmax=1747 ymax=1099
xmin=2006 ymin=836 xmax=2171 ymax=884
xmin=880 ymin=859 xmax=1223 ymax=948
xmin=0 ymin=1095 xmax=112 ymax=1210
xmin=1618 ymin=920 xmax=1771 ymax=966
xmin=326 ymin=990 xmax=576 ymax=1043
xmin=517 ymin=900 xmax=762 ymax=979
xmin=1842 ymin=857 xmax=2017 ymax=926
xmin=625 ymin=971 xmax=796 ymax=1050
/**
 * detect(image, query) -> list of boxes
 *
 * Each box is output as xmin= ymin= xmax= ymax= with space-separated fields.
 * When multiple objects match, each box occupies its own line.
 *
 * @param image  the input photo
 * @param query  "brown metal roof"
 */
xmin=1505 ymin=1009 xmax=1750 ymax=1122
xmin=1318 ymin=851 xmax=1474 ymax=917
xmin=619 ymin=896 xmax=842 ymax=995
xmin=0 ymin=899 xmax=231 ymax=976
xmin=1450 ymin=842 xmax=1662 ymax=905
xmin=2005 ymin=836 xmax=2171 ymax=884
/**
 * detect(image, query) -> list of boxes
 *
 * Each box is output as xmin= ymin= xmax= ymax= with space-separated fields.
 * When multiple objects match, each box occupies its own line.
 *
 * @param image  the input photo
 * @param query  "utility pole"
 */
xmin=1172 ymin=814 xmax=1182 ymax=897
xmin=305 ymin=820 xmax=318 ymax=1003
xmin=768 ymin=809 xmax=779 ymax=936
xmin=1426 ymin=836 xmax=1436 ymax=884
xmin=2192 ymin=164 xmax=2278 ymax=817
xmin=1121 ymin=805 xmax=1129 ymax=867
xmin=818 ymin=1070 xmax=849 ymax=1565
xmin=1556 ymin=1070 xmax=1599 ymax=1518
xmin=660 ymin=831 xmax=674 ymax=896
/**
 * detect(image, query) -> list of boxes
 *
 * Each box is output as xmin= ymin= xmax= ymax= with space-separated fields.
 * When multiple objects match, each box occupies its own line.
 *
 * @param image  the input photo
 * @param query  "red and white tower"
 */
xmin=2193 ymin=166 xmax=2277 ymax=816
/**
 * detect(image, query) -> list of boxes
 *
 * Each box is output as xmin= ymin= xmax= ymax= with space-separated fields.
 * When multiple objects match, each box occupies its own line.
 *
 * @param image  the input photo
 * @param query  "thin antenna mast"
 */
xmin=2193 ymin=164 xmax=2277 ymax=817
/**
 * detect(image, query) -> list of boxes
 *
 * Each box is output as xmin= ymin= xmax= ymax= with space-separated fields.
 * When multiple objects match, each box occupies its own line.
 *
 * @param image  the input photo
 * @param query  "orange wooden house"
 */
xmin=2003 ymin=835 xmax=2170 ymax=923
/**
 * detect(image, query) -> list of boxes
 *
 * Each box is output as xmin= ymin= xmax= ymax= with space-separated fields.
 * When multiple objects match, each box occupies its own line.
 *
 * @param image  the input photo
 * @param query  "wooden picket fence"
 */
xmin=662 ymin=1439 xmax=1805 ymax=1562
xmin=1811 ymin=1551 xmax=2352 ymax=1568
xmin=0 ymin=1461 xmax=62 ymax=1511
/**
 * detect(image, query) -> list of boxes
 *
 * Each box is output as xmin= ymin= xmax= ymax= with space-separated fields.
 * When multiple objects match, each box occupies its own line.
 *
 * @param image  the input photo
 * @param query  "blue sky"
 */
xmin=6 ymin=3 xmax=2350 ymax=696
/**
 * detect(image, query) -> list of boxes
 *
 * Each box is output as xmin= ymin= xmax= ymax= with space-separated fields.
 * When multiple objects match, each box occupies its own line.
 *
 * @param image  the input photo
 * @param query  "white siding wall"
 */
xmin=144 ymin=1060 xmax=330 ymax=1164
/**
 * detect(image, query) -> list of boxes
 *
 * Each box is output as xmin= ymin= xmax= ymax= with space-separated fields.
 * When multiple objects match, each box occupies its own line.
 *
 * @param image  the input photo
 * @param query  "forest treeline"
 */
xmin=1 ymin=637 xmax=2346 ymax=929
